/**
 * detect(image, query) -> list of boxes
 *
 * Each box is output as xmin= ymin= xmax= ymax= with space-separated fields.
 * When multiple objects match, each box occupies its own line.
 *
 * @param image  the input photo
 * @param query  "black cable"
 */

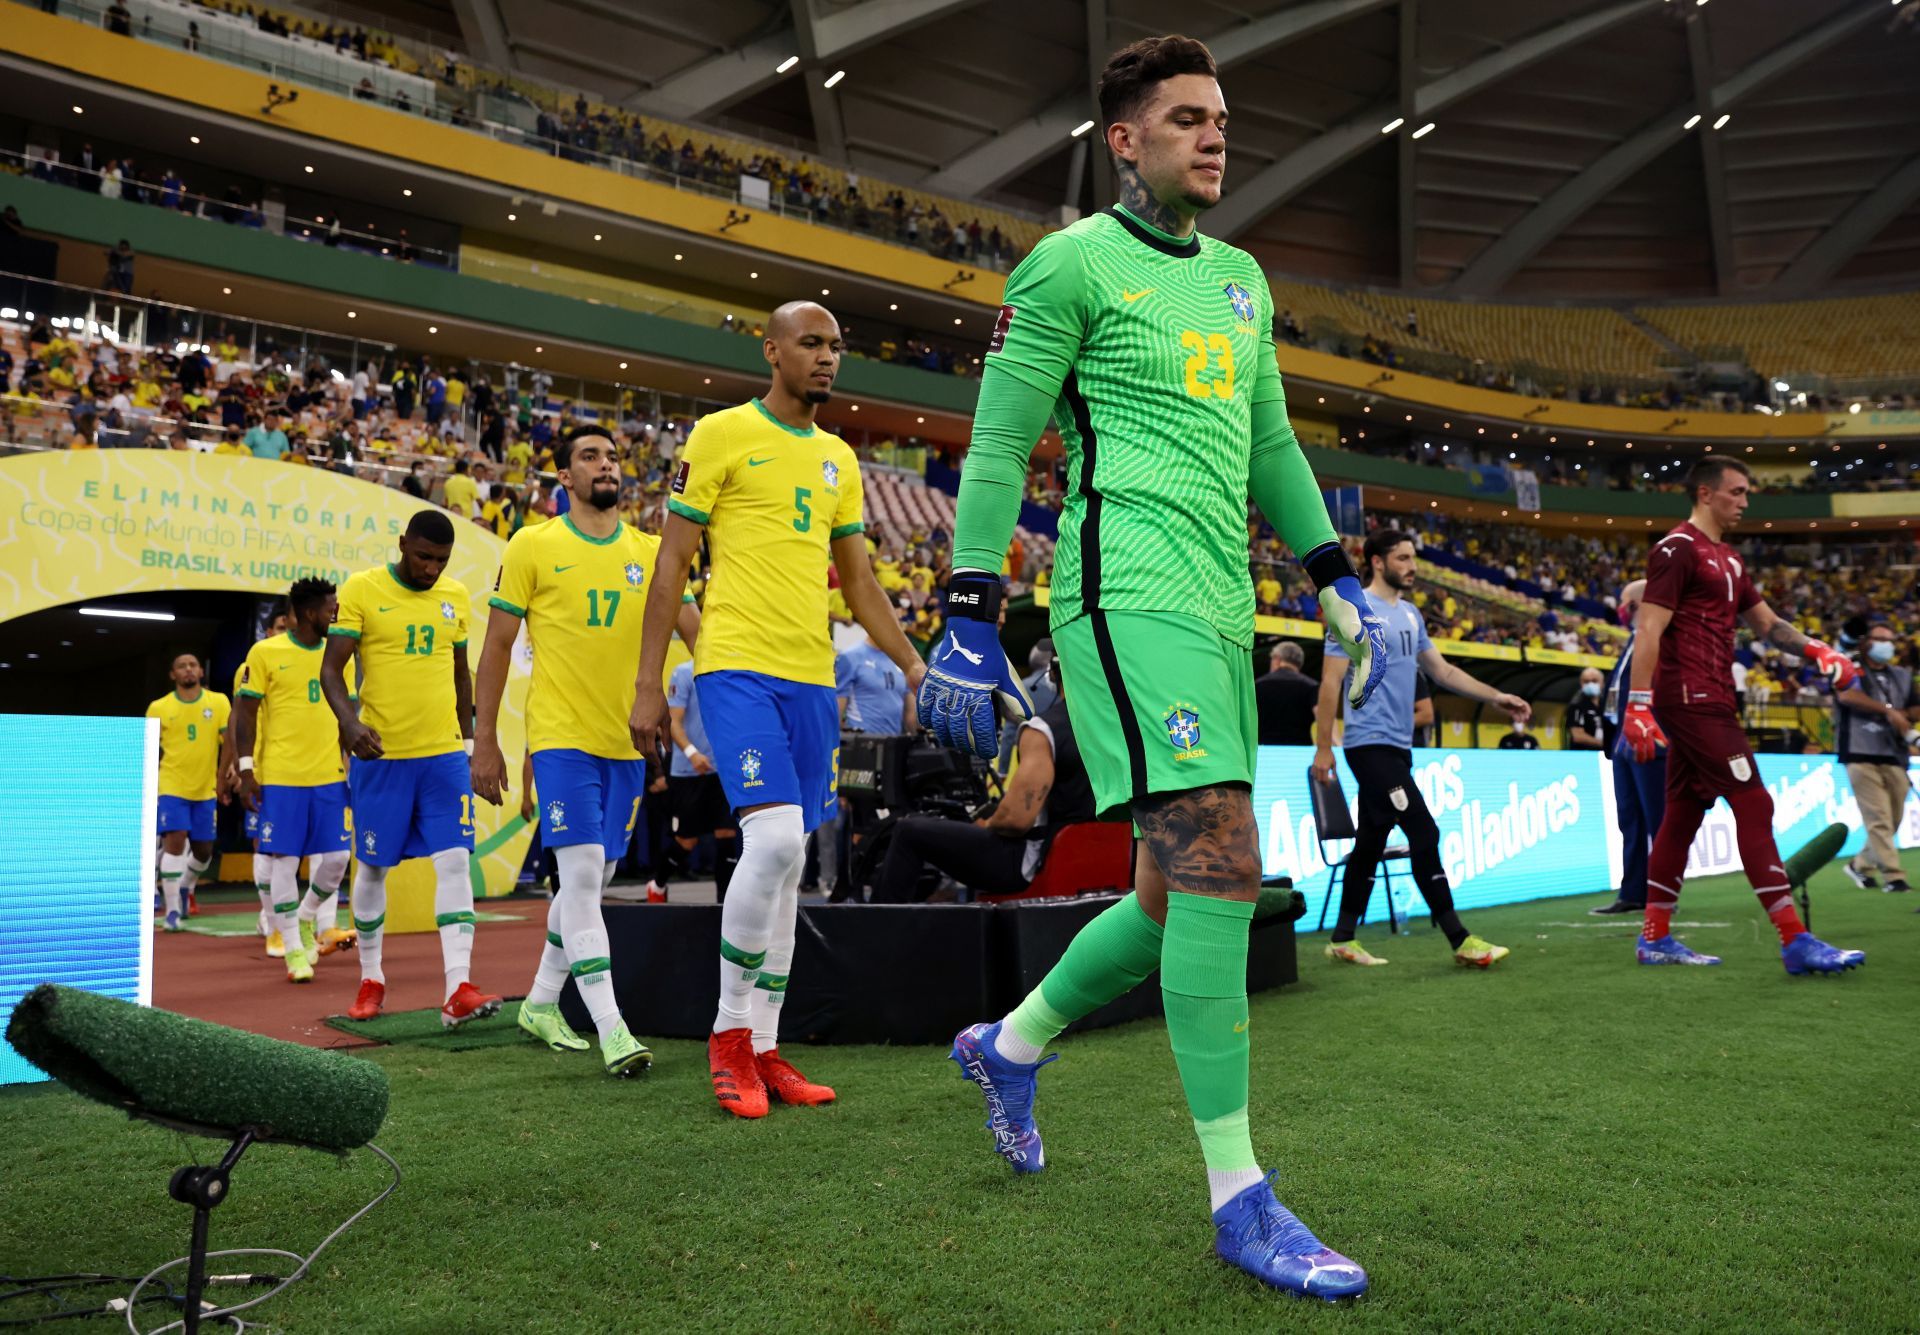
xmin=0 ymin=1273 xmax=179 ymax=1327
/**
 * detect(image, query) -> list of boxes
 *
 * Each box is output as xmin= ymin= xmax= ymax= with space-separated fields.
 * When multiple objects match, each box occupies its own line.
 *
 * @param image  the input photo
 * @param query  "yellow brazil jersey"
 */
xmin=330 ymin=565 xmax=471 ymax=760
xmin=668 ymin=398 xmax=864 ymax=687
xmin=238 ymin=633 xmax=357 ymax=786
xmin=146 ymin=689 xmax=231 ymax=800
xmin=491 ymin=514 xmax=693 ymax=759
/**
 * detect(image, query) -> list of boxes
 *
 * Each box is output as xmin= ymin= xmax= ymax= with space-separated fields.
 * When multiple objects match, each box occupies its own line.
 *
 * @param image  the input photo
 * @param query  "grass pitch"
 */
xmin=5 ymin=857 xmax=1919 ymax=1333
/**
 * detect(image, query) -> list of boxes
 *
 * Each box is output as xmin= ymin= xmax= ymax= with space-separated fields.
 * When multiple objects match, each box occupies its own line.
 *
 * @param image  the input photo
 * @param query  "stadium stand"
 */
xmin=1636 ymin=292 xmax=1920 ymax=394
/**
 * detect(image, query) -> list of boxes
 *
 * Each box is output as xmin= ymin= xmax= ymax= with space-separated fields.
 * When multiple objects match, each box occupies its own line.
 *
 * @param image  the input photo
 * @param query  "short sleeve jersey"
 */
xmin=666 ymin=659 xmax=711 ymax=777
xmin=985 ymin=206 xmax=1283 ymax=647
xmin=238 ymin=633 xmax=355 ymax=786
xmin=1326 ymin=596 xmax=1431 ymax=751
xmin=836 ymin=639 xmax=909 ymax=733
xmin=147 ymin=689 xmax=231 ymax=800
xmin=233 ymin=660 xmax=263 ymax=763
xmin=330 ymin=564 xmax=471 ymax=760
xmin=668 ymin=398 xmax=864 ymax=687
xmin=490 ymin=514 xmax=689 ymax=759
xmin=1643 ymin=521 xmax=1759 ymax=711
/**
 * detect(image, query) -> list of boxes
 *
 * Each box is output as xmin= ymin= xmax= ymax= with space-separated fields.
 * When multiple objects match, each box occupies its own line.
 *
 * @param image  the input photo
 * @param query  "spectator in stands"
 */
xmin=103 ymin=240 xmax=134 ymax=295
xmin=1498 ymin=721 xmax=1540 ymax=750
xmin=402 ymin=460 xmax=430 ymax=499
xmin=242 ymin=408 xmax=288 ymax=461
xmin=423 ymin=367 xmax=447 ymax=426
xmin=442 ymin=456 xmax=478 ymax=517
xmin=105 ymin=0 xmax=131 ymax=35
xmin=1255 ymin=641 xmax=1318 ymax=746
xmin=1835 ymin=624 xmax=1918 ymax=893
xmin=1566 ymin=668 xmax=1605 ymax=750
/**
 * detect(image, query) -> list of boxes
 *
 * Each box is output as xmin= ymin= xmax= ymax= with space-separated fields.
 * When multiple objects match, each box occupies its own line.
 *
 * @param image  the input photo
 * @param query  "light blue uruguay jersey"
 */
xmin=1325 ymin=594 xmax=1431 ymax=751
xmin=835 ymin=639 xmax=909 ymax=733
xmin=666 ymin=660 xmax=712 ymax=778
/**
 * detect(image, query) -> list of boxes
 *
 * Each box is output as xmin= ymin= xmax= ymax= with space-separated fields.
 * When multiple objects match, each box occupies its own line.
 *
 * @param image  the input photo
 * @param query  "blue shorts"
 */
xmin=244 ymin=808 xmax=261 ymax=840
xmin=696 ymin=670 xmax=839 ymax=834
xmin=157 ymin=795 xmax=216 ymax=842
xmin=258 ymin=782 xmax=351 ymax=858
xmin=529 ymin=749 xmax=647 ymax=858
xmin=348 ymin=752 xmax=474 ymax=867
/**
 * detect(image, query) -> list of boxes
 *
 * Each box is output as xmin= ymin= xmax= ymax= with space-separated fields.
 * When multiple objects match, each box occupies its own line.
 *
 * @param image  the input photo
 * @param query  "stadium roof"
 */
xmin=418 ymin=0 xmax=1920 ymax=300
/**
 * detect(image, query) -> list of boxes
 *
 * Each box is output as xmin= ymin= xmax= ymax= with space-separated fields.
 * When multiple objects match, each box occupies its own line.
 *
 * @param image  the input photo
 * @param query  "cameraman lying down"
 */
xmin=872 ymin=666 xmax=1094 ymax=903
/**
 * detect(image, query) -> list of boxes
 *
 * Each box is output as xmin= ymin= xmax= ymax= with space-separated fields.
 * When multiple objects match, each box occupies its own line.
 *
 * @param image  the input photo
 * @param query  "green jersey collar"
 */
xmin=752 ymin=397 xmax=817 ymax=438
xmin=386 ymin=562 xmax=435 ymax=593
xmin=563 ymin=512 xmax=621 ymax=546
xmin=172 ymin=688 xmax=204 ymax=704
xmin=286 ymin=630 xmax=323 ymax=650
xmin=1109 ymin=204 xmax=1201 ymax=259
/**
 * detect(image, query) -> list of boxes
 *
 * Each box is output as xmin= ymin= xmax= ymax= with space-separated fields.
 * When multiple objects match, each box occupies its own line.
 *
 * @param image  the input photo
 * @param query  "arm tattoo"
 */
xmin=1765 ymin=619 xmax=1809 ymax=656
xmin=1132 ymin=786 xmax=1260 ymax=898
xmin=1114 ymin=161 xmax=1194 ymax=239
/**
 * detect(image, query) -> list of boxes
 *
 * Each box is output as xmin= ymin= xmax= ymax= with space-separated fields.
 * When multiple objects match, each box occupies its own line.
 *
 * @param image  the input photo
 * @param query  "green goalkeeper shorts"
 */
xmin=1052 ymin=609 xmax=1257 ymax=821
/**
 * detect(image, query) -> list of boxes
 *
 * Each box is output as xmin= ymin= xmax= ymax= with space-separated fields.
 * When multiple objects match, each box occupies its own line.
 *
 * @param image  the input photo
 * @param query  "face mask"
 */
xmin=1582 ymin=682 xmax=1601 ymax=697
xmin=1512 ymin=721 xmax=1526 ymax=733
xmin=1869 ymin=641 xmax=1896 ymax=664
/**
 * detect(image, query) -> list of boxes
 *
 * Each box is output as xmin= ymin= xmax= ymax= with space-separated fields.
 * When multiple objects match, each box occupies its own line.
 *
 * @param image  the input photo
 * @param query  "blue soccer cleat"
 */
xmin=1214 ymin=1172 xmax=1368 ymax=1302
xmin=948 ymin=1021 xmax=1057 ymax=1174
xmin=1636 ymin=935 xmax=1721 ymax=966
xmin=162 ymin=910 xmax=183 ymax=933
xmin=1781 ymin=932 xmax=1865 ymax=976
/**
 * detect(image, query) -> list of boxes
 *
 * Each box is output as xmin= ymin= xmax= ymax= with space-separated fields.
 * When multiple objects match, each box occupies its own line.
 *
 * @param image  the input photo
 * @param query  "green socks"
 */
xmin=998 ymin=893 xmax=1165 ymax=1060
xmin=1161 ymin=893 xmax=1257 ymax=1176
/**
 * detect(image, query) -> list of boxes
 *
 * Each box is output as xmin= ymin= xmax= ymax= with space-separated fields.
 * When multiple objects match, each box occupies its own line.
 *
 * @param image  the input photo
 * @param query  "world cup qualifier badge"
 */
xmin=1164 ymin=703 xmax=1207 ymax=759
xmin=740 ymin=748 xmax=764 ymax=788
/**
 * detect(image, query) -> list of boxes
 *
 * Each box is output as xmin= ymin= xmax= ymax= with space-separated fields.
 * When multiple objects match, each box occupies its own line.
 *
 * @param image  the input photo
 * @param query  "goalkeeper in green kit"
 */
xmin=917 ymin=35 xmax=1388 ymax=1302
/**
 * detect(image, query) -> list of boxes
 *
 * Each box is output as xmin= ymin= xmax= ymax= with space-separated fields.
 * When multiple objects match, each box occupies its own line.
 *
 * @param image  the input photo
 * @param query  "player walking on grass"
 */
xmin=149 ymin=654 xmax=230 ymax=933
xmin=1625 ymin=456 xmax=1866 ymax=974
xmin=917 ymin=36 xmax=1387 ymax=1303
xmin=1312 ymin=528 xmax=1526 ymax=968
xmin=471 ymin=426 xmax=702 ymax=1076
xmin=234 ymin=578 xmax=357 ymax=985
xmin=630 ymin=300 xmax=928 ymax=1119
xmin=322 ymin=509 xmax=503 ymax=1026
xmin=226 ymin=606 xmax=292 ymax=953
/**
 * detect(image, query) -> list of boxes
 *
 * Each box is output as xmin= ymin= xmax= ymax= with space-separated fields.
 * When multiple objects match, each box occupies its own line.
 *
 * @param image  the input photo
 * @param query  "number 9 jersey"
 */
xmin=668 ymin=398 xmax=864 ymax=688
xmin=330 ymin=563 xmax=472 ymax=759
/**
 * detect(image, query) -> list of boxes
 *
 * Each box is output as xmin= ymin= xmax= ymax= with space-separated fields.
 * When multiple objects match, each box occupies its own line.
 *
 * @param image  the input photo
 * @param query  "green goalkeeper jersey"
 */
xmin=985 ymin=205 xmax=1282 ymax=648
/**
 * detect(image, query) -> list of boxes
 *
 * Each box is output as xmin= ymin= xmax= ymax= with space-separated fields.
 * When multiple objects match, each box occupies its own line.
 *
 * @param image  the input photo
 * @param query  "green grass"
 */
xmin=6 ymin=857 xmax=1920 ymax=1333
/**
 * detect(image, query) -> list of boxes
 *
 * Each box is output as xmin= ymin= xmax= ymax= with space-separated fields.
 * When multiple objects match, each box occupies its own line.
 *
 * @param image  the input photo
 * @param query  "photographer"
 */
xmin=1836 ymin=623 xmax=1917 ymax=893
xmin=871 ymin=668 xmax=1093 ymax=903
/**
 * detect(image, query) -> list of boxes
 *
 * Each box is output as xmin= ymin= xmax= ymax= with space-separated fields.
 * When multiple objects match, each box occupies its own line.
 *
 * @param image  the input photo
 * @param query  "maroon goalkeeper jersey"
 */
xmin=1643 ymin=520 xmax=1760 ymax=711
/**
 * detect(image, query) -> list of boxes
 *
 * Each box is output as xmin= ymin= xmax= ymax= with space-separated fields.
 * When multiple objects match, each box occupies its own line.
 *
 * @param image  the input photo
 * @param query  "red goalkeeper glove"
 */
xmin=1804 ymin=639 xmax=1858 ymax=692
xmin=1623 ymin=690 xmax=1666 ymax=764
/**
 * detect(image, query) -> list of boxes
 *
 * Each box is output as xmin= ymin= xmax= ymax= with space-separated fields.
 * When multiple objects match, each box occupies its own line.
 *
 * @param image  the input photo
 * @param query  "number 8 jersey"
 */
xmin=669 ymin=398 xmax=865 ymax=688
xmin=984 ymin=206 xmax=1283 ymax=649
xmin=331 ymin=563 xmax=472 ymax=759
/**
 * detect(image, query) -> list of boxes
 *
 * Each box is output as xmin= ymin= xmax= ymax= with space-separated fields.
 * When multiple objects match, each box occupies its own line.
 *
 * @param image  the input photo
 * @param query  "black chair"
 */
xmin=1308 ymin=765 xmax=1412 ymax=934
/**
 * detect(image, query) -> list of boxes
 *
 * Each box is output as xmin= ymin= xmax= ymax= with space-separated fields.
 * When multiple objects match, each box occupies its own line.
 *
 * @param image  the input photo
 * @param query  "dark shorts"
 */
xmin=1654 ymin=704 xmax=1762 ymax=805
xmin=667 ymin=773 xmax=733 ymax=837
xmin=1344 ymin=745 xmax=1440 ymax=844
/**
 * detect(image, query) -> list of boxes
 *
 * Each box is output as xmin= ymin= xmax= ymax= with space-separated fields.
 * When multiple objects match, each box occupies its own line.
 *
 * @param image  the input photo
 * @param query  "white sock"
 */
xmin=432 ymin=847 xmax=475 ymax=999
xmin=555 ymin=843 xmax=620 ymax=1042
xmin=181 ymin=852 xmax=211 ymax=899
xmin=1209 ymin=1167 xmax=1267 ymax=1213
xmin=158 ymin=850 xmax=188 ymax=918
xmin=526 ymin=892 xmax=570 ymax=1005
xmin=269 ymin=855 xmax=303 ymax=956
xmin=993 ymin=1026 xmax=1046 ymax=1065
xmin=353 ymin=861 xmax=389 ymax=984
xmin=715 ymin=806 xmax=805 ymax=1033
xmin=750 ymin=851 xmax=803 ymax=1055
xmin=602 ymin=861 xmax=617 ymax=891
xmin=254 ymin=854 xmax=273 ymax=934
xmin=311 ymin=852 xmax=348 ymax=934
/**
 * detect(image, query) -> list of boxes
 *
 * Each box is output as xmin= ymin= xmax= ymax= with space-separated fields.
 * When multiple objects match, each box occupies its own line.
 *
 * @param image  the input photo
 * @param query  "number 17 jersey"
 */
xmin=985 ymin=206 xmax=1284 ymax=648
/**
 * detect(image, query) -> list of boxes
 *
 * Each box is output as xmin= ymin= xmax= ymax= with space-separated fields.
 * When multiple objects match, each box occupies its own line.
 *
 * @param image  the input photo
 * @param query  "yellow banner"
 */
xmin=1821 ymin=409 xmax=1920 ymax=438
xmin=0 ymin=452 xmax=532 ymax=905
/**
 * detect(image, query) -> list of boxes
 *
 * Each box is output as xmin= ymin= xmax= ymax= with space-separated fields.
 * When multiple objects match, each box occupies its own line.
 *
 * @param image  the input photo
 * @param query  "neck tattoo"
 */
xmin=1115 ymin=163 xmax=1194 ymax=239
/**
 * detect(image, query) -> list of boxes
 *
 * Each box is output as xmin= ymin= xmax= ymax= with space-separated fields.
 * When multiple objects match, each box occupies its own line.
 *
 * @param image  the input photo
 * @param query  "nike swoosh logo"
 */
xmin=377 ymin=605 xmax=395 ymax=612
xmin=1233 ymin=1019 xmax=1249 ymax=1033
xmin=1121 ymin=288 xmax=1155 ymax=303
xmin=554 ymin=564 xmax=577 ymax=573
xmin=746 ymin=456 xmax=775 ymax=467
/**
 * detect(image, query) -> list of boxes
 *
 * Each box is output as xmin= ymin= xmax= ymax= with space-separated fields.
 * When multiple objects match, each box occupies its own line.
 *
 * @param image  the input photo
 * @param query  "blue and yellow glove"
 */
xmin=917 ymin=572 xmax=1034 ymax=759
xmin=1305 ymin=544 xmax=1389 ymax=710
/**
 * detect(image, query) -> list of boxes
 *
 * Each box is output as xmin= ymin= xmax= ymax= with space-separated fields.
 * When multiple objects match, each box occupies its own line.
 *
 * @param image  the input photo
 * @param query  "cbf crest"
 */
xmin=547 ymin=799 xmax=567 ymax=832
xmin=1164 ymin=702 xmax=1206 ymax=759
xmin=740 ymin=748 xmax=764 ymax=788
xmin=623 ymin=562 xmax=646 ymax=587
xmin=1223 ymin=281 xmax=1256 ymax=324
xmin=822 ymin=459 xmax=840 ymax=489
xmin=362 ymin=831 xmax=377 ymax=855
xmin=439 ymin=600 xmax=456 ymax=621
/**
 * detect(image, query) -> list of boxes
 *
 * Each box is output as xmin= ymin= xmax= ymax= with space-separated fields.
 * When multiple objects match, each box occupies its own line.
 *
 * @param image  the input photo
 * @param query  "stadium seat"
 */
xmin=980 ymin=822 xmax=1134 ymax=902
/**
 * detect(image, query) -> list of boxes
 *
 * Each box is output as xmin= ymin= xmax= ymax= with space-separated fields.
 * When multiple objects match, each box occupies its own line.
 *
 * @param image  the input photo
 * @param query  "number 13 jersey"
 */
xmin=331 ymin=564 xmax=472 ymax=760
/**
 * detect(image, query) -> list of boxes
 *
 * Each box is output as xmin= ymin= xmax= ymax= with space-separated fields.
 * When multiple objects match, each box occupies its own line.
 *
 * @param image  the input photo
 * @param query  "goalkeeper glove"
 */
xmin=1622 ymin=690 xmax=1666 ymax=764
xmin=1304 ymin=544 xmax=1388 ymax=710
xmin=917 ymin=572 xmax=1034 ymax=759
xmin=1803 ymin=638 xmax=1858 ymax=692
